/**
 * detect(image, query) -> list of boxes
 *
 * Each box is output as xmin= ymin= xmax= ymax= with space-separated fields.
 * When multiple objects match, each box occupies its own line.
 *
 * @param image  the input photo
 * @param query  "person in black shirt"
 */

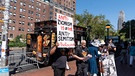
xmin=50 ymin=42 xmax=68 ymax=76
xmin=73 ymin=40 xmax=92 ymax=76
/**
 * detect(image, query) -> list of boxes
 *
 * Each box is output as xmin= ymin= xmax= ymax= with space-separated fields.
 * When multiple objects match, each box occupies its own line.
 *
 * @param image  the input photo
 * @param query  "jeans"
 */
xmin=129 ymin=56 xmax=135 ymax=65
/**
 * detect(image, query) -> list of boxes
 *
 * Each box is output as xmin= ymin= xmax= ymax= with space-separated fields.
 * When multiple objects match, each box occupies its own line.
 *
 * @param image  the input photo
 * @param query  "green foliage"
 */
xmin=9 ymin=35 xmax=26 ymax=47
xmin=119 ymin=20 xmax=135 ymax=41
xmin=74 ymin=10 xmax=113 ymax=40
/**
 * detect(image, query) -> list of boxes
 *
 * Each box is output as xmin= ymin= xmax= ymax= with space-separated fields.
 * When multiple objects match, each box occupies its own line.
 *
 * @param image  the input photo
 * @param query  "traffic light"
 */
xmin=0 ymin=7 xmax=5 ymax=11
xmin=0 ymin=20 xmax=4 ymax=23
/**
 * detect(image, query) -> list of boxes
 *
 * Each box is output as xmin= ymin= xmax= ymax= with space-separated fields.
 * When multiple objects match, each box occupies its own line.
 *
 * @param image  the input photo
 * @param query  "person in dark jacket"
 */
xmin=74 ymin=40 xmax=92 ymax=76
xmin=50 ymin=42 xmax=68 ymax=76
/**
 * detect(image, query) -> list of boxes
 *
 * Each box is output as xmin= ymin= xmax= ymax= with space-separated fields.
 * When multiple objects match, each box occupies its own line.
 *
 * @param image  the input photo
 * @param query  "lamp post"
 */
xmin=106 ymin=24 xmax=110 ymax=42
xmin=86 ymin=26 xmax=91 ymax=47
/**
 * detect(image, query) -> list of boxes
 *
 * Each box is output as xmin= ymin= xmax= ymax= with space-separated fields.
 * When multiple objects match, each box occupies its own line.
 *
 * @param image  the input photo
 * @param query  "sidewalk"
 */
xmin=11 ymin=60 xmax=77 ymax=76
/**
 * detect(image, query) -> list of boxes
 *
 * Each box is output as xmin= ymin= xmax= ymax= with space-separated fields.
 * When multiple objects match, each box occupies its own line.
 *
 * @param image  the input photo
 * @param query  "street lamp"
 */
xmin=86 ymin=26 xmax=91 ymax=47
xmin=106 ymin=24 xmax=111 ymax=42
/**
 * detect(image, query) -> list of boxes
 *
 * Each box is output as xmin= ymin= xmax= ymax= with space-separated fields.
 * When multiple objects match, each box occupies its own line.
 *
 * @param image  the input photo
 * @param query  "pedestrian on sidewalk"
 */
xmin=120 ymin=47 xmax=127 ymax=64
xmin=129 ymin=42 xmax=135 ymax=67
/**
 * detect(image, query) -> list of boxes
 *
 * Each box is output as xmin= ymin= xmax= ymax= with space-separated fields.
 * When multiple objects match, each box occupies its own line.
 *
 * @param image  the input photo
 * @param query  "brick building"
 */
xmin=0 ymin=0 xmax=76 ymax=40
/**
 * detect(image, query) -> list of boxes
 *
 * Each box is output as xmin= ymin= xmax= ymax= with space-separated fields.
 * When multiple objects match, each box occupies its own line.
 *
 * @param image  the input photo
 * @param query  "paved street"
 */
xmin=10 ymin=55 xmax=135 ymax=76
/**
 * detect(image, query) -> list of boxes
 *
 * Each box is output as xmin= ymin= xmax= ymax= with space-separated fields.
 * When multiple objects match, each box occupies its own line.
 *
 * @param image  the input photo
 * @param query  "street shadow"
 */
xmin=67 ymin=74 xmax=75 ymax=76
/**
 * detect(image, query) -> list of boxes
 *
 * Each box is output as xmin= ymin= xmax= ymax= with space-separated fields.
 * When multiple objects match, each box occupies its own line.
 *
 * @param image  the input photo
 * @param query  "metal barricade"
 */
xmin=8 ymin=49 xmax=39 ymax=74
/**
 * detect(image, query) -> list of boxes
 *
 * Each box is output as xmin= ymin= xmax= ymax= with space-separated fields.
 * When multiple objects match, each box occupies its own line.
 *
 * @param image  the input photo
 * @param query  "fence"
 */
xmin=8 ymin=48 xmax=39 ymax=74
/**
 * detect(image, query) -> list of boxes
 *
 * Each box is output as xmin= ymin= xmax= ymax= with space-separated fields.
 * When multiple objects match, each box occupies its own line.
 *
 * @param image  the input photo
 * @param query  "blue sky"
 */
xmin=76 ymin=0 xmax=135 ymax=30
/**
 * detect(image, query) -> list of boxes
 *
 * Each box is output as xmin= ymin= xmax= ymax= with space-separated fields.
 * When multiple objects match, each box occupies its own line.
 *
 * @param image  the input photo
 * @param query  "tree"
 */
xmin=119 ymin=19 xmax=135 ymax=41
xmin=74 ymin=10 xmax=112 ymax=40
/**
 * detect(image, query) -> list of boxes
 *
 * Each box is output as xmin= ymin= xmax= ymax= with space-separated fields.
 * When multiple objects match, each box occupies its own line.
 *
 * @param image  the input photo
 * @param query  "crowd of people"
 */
xmin=49 ymin=37 xmax=118 ymax=76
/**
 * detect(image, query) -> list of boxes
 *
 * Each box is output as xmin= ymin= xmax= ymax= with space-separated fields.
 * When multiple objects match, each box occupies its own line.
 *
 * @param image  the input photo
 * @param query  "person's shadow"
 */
xmin=67 ymin=74 xmax=75 ymax=76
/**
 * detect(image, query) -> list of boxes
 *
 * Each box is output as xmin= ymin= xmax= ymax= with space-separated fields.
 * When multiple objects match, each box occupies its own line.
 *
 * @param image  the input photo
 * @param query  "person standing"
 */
xmin=50 ymin=42 xmax=68 ymax=76
xmin=6 ymin=39 xmax=11 ymax=65
xmin=129 ymin=42 xmax=135 ymax=67
xmin=49 ymin=42 xmax=89 ymax=76
xmin=88 ymin=40 xmax=101 ymax=76
xmin=74 ymin=40 xmax=91 ymax=76
xmin=108 ymin=39 xmax=116 ymax=55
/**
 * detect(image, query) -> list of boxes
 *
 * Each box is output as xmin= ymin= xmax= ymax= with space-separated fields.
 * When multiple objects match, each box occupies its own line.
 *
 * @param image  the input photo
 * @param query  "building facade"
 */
xmin=0 ymin=0 xmax=76 ymax=40
xmin=117 ymin=10 xmax=125 ymax=31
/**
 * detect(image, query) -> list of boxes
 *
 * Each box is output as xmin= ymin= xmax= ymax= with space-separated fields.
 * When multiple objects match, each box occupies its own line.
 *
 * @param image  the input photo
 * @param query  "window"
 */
xmin=27 ymin=28 xmax=30 ymax=32
xmin=14 ymin=0 xmax=17 ymax=3
xmin=39 ymin=3 xmax=41 ymax=6
xmin=31 ymin=17 xmax=33 ymax=20
xmin=20 ymin=8 xmax=23 ymax=12
xmin=1 ymin=25 xmax=4 ymax=29
xmin=12 ymin=26 xmax=15 ymax=30
xmin=28 ymin=16 xmax=30 ymax=20
xmin=8 ymin=26 xmax=11 ymax=30
xmin=19 ymin=14 xmax=22 ymax=18
xmin=9 ymin=19 xmax=12 ymax=23
xmin=50 ymin=12 xmax=53 ymax=15
xmin=43 ymin=9 xmax=46 ymax=13
xmin=36 ymin=7 xmax=39 ymax=11
xmin=31 ymin=5 xmax=34 ymax=8
xmin=44 ymin=4 xmax=46 ymax=7
xmin=22 ymin=28 xmax=24 ymax=31
xmin=13 ymin=6 xmax=16 ymax=10
xmin=23 ymin=3 xmax=26 ymax=6
xmin=10 ymin=6 xmax=12 ymax=9
xmin=28 ymin=22 xmax=30 ymax=26
xmin=29 ymin=5 xmax=31 ymax=8
xmin=9 ymin=12 xmax=12 ymax=16
xmin=20 ymin=2 xmax=23 ymax=6
xmin=23 ymin=9 xmax=26 ymax=12
xmin=19 ymin=21 xmax=22 ymax=24
xmin=18 ymin=27 xmax=21 ymax=31
xmin=23 ymin=15 xmax=25 ymax=19
xmin=12 ymin=20 xmax=15 ymax=23
xmin=13 ymin=13 xmax=16 ymax=17
xmin=22 ymin=21 xmax=24 ymax=25
xmin=55 ymin=9 xmax=58 ymax=12
xmin=10 ymin=34 xmax=13 ymax=38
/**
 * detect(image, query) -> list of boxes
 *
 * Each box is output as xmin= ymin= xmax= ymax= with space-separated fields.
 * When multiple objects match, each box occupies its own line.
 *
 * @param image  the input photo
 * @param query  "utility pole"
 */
xmin=129 ymin=20 xmax=131 ymax=43
xmin=0 ymin=0 xmax=10 ymax=76
xmin=0 ymin=0 xmax=10 ymax=66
